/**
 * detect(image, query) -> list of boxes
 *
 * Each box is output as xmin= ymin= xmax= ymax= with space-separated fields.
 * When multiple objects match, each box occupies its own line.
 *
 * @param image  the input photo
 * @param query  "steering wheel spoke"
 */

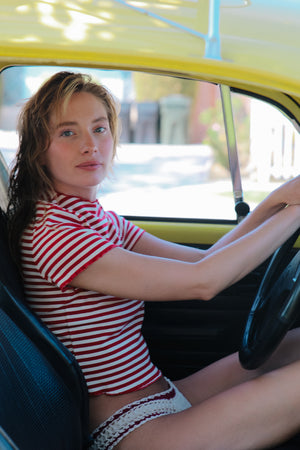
xmin=239 ymin=229 xmax=300 ymax=370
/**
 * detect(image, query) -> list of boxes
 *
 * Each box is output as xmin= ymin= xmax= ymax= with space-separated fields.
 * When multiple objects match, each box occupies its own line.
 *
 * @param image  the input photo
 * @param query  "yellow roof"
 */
xmin=1 ymin=0 xmax=300 ymax=121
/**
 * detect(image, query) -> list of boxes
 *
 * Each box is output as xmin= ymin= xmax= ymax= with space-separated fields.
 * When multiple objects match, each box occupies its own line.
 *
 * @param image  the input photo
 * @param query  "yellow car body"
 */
xmin=1 ymin=0 xmax=300 ymax=122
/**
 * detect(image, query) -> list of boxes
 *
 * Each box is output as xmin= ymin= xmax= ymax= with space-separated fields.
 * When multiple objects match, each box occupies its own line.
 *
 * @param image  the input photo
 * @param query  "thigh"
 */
xmin=174 ymin=351 xmax=256 ymax=406
xmin=117 ymin=359 xmax=300 ymax=450
xmin=175 ymin=327 xmax=300 ymax=406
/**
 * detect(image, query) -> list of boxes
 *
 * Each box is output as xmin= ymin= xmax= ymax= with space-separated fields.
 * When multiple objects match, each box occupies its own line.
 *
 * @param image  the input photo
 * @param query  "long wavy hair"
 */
xmin=7 ymin=71 xmax=120 ymax=266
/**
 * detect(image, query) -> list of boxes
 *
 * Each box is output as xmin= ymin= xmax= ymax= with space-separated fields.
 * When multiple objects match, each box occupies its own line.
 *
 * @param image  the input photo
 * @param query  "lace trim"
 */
xmin=90 ymin=379 xmax=191 ymax=450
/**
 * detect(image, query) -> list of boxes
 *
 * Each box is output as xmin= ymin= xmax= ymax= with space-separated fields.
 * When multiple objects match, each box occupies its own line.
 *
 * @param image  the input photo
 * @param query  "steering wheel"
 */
xmin=239 ymin=228 xmax=300 ymax=370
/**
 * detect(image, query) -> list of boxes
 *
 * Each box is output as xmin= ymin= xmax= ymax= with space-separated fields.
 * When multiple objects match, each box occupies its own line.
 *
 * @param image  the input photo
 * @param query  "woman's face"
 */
xmin=43 ymin=91 xmax=114 ymax=201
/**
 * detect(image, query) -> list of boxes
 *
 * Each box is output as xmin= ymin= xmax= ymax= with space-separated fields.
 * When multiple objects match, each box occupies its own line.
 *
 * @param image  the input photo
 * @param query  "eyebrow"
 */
xmin=55 ymin=117 xmax=109 ymax=129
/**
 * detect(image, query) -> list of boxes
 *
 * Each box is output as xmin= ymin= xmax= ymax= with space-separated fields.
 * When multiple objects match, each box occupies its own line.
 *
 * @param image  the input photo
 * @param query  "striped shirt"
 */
xmin=21 ymin=193 xmax=162 ymax=395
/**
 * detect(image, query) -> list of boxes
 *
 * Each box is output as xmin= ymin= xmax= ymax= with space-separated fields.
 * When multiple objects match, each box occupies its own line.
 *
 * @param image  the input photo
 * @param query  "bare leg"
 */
xmin=117 ymin=361 xmax=300 ymax=450
xmin=116 ymin=328 xmax=300 ymax=450
xmin=175 ymin=327 xmax=300 ymax=405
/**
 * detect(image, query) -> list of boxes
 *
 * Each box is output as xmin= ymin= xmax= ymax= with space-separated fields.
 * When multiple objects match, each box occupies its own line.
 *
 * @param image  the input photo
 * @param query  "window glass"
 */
xmin=100 ymin=74 xmax=236 ymax=220
xmin=241 ymin=95 xmax=299 ymax=208
xmin=0 ymin=66 xmax=298 ymax=221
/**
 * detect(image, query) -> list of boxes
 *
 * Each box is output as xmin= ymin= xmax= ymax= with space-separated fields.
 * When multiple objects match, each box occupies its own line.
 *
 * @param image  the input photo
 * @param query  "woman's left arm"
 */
xmin=134 ymin=176 xmax=300 ymax=262
xmin=132 ymin=231 xmax=207 ymax=262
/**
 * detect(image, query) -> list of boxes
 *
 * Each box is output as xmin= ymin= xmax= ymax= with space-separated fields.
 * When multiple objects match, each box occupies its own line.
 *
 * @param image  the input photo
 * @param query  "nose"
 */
xmin=81 ymin=132 xmax=97 ymax=154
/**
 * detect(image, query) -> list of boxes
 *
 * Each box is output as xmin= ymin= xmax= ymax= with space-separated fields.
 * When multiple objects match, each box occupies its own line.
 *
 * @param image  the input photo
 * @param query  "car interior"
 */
xmin=0 ymin=65 xmax=299 ymax=449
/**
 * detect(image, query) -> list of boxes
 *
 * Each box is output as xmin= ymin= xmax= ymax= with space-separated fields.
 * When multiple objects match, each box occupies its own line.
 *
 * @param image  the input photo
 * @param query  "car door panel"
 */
xmin=140 ymin=220 xmax=300 ymax=380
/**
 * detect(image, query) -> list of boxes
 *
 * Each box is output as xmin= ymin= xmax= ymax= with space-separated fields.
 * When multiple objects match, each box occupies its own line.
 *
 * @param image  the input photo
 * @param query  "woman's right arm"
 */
xmin=70 ymin=203 xmax=300 ymax=303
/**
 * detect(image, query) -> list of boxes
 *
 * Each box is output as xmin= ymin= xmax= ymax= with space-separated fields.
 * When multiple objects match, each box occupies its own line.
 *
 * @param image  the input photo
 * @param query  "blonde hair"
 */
xmin=7 ymin=71 xmax=120 ymax=264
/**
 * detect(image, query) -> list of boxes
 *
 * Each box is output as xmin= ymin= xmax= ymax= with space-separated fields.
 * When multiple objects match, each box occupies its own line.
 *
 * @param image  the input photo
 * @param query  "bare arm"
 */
xmin=70 ymin=203 xmax=300 ymax=302
xmin=132 ymin=231 xmax=206 ymax=262
xmin=130 ymin=176 xmax=300 ymax=262
xmin=206 ymin=175 xmax=300 ymax=255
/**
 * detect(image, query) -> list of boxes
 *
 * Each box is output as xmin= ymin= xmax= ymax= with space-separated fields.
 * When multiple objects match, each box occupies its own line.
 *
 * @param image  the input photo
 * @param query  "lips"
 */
xmin=76 ymin=160 xmax=102 ymax=169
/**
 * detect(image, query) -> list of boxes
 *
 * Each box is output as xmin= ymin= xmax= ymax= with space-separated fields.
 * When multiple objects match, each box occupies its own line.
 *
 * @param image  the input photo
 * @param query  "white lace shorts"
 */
xmin=89 ymin=378 xmax=191 ymax=450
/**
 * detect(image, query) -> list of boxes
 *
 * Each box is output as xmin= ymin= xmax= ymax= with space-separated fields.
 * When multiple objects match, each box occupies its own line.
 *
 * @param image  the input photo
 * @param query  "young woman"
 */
xmin=7 ymin=71 xmax=300 ymax=450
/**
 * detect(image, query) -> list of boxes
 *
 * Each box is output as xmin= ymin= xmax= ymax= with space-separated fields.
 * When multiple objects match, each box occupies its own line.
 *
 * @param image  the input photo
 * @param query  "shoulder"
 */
xmin=34 ymin=195 xmax=97 ymax=228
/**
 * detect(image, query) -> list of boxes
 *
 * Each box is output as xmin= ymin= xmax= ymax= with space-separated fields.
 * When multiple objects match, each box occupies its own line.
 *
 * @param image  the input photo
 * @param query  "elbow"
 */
xmin=187 ymin=263 xmax=225 ymax=301
xmin=200 ymin=289 xmax=216 ymax=301
xmin=191 ymin=262 xmax=229 ymax=301
xmin=195 ymin=283 xmax=219 ymax=301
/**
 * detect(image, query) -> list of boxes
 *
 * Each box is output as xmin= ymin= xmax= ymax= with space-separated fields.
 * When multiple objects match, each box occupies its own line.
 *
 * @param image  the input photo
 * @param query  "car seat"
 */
xmin=0 ymin=207 xmax=91 ymax=450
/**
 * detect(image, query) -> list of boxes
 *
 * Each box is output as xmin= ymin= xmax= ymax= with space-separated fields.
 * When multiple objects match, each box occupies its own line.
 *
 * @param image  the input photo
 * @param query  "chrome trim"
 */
xmin=220 ymin=84 xmax=249 ymax=221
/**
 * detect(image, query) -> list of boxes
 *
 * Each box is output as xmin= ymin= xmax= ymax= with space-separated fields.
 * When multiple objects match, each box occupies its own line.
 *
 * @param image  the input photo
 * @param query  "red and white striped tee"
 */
xmin=21 ymin=193 xmax=162 ymax=395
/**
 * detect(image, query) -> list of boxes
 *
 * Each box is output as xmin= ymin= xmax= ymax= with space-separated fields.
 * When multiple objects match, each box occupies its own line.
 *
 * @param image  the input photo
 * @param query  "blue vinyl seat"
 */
xmin=0 ymin=208 xmax=91 ymax=450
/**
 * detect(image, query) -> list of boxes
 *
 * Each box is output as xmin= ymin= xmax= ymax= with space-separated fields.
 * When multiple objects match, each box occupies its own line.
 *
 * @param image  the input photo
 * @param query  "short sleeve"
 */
xmin=31 ymin=210 xmax=117 ymax=291
xmin=105 ymin=210 xmax=145 ymax=250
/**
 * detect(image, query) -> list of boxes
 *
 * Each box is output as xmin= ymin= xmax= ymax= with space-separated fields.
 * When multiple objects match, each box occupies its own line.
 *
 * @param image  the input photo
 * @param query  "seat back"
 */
xmin=0 ymin=208 xmax=91 ymax=449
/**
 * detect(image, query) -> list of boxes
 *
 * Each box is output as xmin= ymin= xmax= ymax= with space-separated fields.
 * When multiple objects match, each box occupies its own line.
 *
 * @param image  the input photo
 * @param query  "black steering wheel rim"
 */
xmin=239 ymin=228 xmax=300 ymax=370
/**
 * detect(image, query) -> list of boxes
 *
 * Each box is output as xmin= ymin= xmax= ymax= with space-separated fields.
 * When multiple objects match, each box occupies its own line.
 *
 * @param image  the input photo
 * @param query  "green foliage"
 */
xmin=200 ymin=93 xmax=250 ymax=171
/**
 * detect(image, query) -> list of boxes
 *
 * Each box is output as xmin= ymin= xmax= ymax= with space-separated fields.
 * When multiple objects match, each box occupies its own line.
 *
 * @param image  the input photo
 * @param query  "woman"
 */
xmin=7 ymin=71 xmax=300 ymax=450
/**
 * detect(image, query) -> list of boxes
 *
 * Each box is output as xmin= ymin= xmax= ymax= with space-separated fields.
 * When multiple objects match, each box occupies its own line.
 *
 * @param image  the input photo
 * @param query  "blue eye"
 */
xmin=61 ymin=130 xmax=74 ymax=137
xmin=95 ymin=126 xmax=105 ymax=133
